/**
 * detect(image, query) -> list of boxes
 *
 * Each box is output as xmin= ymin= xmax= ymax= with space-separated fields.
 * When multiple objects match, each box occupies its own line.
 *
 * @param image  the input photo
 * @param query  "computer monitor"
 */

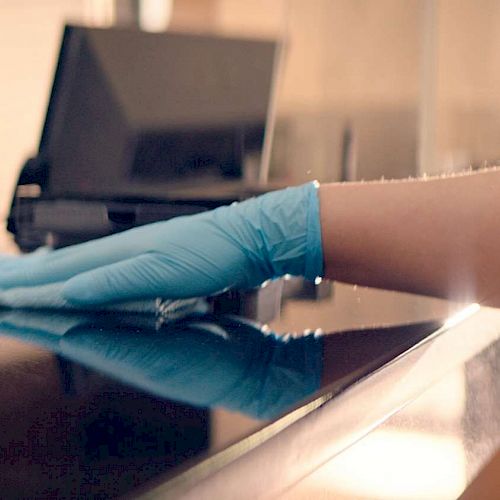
xmin=39 ymin=25 xmax=280 ymax=201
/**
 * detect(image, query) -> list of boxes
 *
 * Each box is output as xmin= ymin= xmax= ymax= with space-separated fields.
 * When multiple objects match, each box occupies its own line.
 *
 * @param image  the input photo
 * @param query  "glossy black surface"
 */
xmin=0 ymin=300 xmax=445 ymax=498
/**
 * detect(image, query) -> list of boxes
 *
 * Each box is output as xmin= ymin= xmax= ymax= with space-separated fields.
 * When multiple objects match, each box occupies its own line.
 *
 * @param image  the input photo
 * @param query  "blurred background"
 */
xmin=4 ymin=0 xmax=500 ymax=223
xmin=2 ymin=3 xmax=500 ymax=498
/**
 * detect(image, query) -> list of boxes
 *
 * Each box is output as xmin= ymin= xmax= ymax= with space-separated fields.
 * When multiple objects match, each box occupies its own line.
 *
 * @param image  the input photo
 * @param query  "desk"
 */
xmin=0 ymin=232 xmax=498 ymax=499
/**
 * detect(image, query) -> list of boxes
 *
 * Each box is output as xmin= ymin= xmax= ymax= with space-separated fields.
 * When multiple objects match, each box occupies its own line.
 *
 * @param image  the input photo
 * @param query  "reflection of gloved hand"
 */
xmin=0 ymin=312 xmax=323 ymax=420
xmin=0 ymin=183 xmax=322 ymax=305
xmin=61 ymin=316 xmax=323 ymax=419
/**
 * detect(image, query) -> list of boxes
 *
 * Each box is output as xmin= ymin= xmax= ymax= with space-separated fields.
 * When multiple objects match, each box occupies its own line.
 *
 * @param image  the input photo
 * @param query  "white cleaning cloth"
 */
xmin=0 ymin=281 xmax=207 ymax=322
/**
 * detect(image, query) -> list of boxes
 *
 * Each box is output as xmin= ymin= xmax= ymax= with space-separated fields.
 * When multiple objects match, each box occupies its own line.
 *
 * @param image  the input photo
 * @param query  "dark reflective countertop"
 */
xmin=0 ymin=280 xmax=498 ymax=499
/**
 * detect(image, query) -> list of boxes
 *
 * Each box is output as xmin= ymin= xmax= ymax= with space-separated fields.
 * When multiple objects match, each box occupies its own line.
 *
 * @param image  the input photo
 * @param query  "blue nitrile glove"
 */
xmin=0 ymin=183 xmax=322 ymax=305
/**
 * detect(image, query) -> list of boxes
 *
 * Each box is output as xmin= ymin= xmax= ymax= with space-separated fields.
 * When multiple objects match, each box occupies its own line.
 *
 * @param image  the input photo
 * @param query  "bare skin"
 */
xmin=319 ymin=168 xmax=500 ymax=307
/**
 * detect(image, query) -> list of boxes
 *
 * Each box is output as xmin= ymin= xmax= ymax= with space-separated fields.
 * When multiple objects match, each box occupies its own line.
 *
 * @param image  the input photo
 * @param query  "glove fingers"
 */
xmin=0 ymin=231 xmax=144 ymax=289
xmin=0 ymin=255 xmax=21 ymax=271
xmin=62 ymin=252 xmax=222 ymax=305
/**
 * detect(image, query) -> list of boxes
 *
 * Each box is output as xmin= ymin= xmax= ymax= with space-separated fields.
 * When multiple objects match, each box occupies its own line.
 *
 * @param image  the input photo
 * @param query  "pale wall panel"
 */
xmin=0 ymin=0 xmax=85 ymax=221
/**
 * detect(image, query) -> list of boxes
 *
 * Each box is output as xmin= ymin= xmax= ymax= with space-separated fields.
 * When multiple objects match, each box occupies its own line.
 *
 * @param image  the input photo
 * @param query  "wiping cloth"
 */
xmin=0 ymin=281 xmax=207 ymax=322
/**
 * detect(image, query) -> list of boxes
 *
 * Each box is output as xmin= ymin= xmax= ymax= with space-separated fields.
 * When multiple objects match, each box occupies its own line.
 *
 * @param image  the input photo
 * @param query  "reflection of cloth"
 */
xmin=0 ymin=311 xmax=323 ymax=420
xmin=0 ymin=281 xmax=207 ymax=321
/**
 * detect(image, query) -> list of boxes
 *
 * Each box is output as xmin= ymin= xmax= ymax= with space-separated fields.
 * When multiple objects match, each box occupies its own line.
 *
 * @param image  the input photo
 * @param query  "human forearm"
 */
xmin=319 ymin=169 xmax=500 ymax=306
xmin=2 ymin=170 xmax=500 ymax=308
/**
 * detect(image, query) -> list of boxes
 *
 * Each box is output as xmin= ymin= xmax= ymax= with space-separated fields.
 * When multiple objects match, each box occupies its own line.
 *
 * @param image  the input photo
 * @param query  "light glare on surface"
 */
xmin=309 ymin=429 xmax=466 ymax=499
xmin=443 ymin=303 xmax=480 ymax=329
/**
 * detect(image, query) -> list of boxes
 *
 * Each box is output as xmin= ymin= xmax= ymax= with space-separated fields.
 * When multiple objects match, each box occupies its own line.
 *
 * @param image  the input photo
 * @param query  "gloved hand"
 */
xmin=0 ymin=183 xmax=322 ymax=305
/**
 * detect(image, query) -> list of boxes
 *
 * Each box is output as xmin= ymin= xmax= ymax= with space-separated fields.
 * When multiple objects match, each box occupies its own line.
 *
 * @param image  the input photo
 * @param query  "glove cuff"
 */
xmin=252 ymin=181 xmax=324 ymax=282
xmin=218 ymin=181 xmax=324 ymax=286
xmin=304 ymin=181 xmax=324 ymax=281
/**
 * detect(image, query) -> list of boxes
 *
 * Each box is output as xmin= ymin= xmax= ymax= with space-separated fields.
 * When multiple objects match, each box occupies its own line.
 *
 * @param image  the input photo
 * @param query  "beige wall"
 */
xmin=0 ymin=1 xmax=89 ymax=220
xmin=435 ymin=0 xmax=500 ymax=170
xmin=209 ymin=0 xmax=421 ymax=182
xmin=212 ymin=0 xmax=500 ymax=179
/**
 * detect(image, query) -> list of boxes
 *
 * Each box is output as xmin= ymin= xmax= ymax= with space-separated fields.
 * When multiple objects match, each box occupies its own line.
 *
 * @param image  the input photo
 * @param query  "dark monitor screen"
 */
xmin=39 ymin=26 xmax=279 ymax=201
